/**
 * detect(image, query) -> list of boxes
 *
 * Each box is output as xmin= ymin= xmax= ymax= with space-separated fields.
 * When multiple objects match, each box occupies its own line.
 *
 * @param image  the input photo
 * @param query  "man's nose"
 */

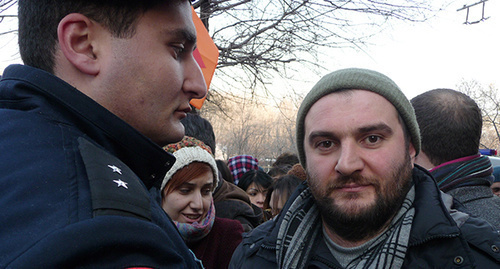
xmin=335 ymin=141 xmax=364 ymax=176
xmin=183 ymin=51 xmax=208 ymax=100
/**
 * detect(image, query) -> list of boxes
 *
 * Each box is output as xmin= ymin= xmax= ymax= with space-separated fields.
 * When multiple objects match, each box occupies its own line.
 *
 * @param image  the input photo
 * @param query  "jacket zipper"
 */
xmin=409 ymin=232 xmax=460 ymax=247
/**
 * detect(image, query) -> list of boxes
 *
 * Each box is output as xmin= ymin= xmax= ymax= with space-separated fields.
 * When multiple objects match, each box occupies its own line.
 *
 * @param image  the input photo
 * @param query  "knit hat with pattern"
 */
xmin=161 ymin=136 xmax=218 ymax=191
xmin=227 ymin=155 xmax=259 ymax=184
xmin=296 ymin=68 xmax=421 ymax=168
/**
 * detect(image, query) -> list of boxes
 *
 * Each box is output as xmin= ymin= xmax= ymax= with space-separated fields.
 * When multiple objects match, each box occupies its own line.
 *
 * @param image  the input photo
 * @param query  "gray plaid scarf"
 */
xmin=276 ymin=186 xmax=415 ymax=269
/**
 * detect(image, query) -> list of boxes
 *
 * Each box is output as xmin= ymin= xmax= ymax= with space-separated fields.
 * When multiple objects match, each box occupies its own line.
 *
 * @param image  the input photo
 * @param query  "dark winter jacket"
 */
xmin=430 ymin=154 xmax=500 ymax=230
xmin=230 ymin=167 xmax=500 ymax=268
xmin=213 ymin=179 xmax=264 ymax=231
xmin=0 ymin=65 xmax=202 ymax=268
xmin=188 ymin=217 xmax=244 ymax=269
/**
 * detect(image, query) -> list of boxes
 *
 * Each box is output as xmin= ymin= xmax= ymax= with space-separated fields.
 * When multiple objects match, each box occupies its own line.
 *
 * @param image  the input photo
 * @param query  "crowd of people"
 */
xmin=1 ymin=0 xmax=500 ymax=268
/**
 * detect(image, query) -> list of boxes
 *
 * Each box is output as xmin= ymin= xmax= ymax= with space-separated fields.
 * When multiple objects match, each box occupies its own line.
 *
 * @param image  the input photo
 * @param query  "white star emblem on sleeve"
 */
xmin=113 ymin=179 xmax=128 ymax=189
xmin=108 ymin=165 xmax=122 ymax=175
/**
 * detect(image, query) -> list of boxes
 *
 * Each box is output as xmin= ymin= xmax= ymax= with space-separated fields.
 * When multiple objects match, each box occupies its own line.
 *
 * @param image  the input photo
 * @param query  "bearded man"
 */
xmin=229 ymin=68 xmax=500 ymax=268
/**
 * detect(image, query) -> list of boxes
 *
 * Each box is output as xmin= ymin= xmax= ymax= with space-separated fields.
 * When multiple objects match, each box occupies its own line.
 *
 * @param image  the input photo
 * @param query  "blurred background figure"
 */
xmin=412 ymin=88 xmax=500 ymax=229
xmin=492 ymin=167 xmax=500 ymax=197
xmin=216 ymin=159 xmax=234 ymax=184
xmin=161 ymin=137 xmax=243 ymax=269
xmin=267 ymin=152 xmax=299 ymax=179
xmin=286 ymin=163 xmax=307 ymax=181
xmin=237 ymin=170 xmax=273 ymax=211
xmin=264 ymin=175 xmax=303 ymax=219
xmin=228 ymin=155 xmax=260 ymax=184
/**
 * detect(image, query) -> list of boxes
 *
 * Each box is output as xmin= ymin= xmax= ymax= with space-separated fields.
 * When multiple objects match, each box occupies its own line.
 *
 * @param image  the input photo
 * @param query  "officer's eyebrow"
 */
xmin=163 ymin=28 xmax=197 ymax=46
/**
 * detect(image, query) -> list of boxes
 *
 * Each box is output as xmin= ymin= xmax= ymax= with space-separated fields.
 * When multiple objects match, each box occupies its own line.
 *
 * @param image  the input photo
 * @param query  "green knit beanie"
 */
xmin=296 ymin=68 xmax=420 ymax=168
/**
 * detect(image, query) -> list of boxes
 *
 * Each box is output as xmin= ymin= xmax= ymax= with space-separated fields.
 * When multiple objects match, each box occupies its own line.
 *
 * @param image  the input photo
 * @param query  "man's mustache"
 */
xmin=324 ymin=173 xmax=380 ymax=194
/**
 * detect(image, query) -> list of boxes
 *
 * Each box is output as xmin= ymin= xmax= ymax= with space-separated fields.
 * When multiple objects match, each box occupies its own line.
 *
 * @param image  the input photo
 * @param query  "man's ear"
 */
xmin=409 ymin=142 xmax=417 ymax=168
xmin=57 ymin=13 xmax=99 ymax=76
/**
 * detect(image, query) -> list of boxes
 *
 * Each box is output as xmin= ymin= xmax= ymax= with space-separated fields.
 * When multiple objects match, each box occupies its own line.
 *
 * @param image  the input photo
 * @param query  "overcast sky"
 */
xmin=1 ymin=0 xmax=498 ymax=100
xmin=329 ymin=0 xmax=500 ymax=99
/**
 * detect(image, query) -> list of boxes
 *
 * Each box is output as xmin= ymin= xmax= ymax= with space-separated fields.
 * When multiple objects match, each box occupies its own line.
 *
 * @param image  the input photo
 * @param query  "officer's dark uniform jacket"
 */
xmin=0 ymin=65 xmax=202 ymax=268
xmin=229 ymin=166 xmax=500 ymax=268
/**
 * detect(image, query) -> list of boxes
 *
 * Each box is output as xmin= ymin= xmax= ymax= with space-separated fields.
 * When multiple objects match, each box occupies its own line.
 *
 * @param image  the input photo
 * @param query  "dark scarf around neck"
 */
xmin=431 ymin=155 xmax=493 ymax=192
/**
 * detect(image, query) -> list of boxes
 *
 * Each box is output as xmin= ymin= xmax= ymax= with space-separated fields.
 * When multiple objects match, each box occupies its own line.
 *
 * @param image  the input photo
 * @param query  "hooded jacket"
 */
xmin=0 ymin=65 xmax=202 ymax=268
xmin=230 ymin=167 xmax=500 ymax=268
xmin=213 ymin=179 xmax=264 ymax=231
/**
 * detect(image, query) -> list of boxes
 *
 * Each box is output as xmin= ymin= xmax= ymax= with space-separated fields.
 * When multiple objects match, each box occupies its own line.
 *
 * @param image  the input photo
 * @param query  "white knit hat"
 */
xmin=161 ymin=136 xmax=219 ymax=191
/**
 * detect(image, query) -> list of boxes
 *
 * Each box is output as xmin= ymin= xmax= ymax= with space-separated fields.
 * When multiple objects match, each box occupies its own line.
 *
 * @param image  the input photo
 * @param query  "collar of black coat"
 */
xmin=3 ymin=64 xmax=175 ymax=189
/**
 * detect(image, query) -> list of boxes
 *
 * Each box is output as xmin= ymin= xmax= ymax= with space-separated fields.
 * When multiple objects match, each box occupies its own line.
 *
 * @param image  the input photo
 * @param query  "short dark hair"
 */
xmin=264 ymin=174 xmax=302 ymax=216
xmin=182 ymin=113 xmax=216 ymax=154
xmin=216 ymin=159 xmax=233 ymax=184
xmin=237 ymin=170 xmax=273 ymax=192
xmin=411 ymin=88 xmax=482 ymax=165
xmin=18 ymin=0 xmax=170 ymax=74
xmin=267 ymin=166 xmax=290 ymax=178
xmin=272 ymin=152 xmax=299 ymax=168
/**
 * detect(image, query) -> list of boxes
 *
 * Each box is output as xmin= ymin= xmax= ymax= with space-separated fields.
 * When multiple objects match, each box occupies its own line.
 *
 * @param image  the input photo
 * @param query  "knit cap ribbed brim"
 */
xmin=296 ymin=68 xmax=421 ymax=168
xmin=161 ymin=136 xmax=219 ymax=191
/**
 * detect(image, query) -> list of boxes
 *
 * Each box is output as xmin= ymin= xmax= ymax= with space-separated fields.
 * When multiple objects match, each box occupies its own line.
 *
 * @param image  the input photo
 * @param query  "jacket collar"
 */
xmin=408 ymin=166 xmax=461 ymax=246
xmin=2 ymin=64 xmax=175 ymax=189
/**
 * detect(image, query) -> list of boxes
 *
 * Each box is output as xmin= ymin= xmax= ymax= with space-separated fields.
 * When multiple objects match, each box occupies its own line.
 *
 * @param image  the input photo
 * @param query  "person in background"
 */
xmin=264 ymin=174 xmax=303 ymax=218
xmin=411 ymin=88 xmax=500 ymax=229
xmin=182 ymin=113 xmax=263 ymax=231
xmin=267 ymin=165 xmax=290 ymax=179
xmin=230 ymin=68 xmax=500 ymax=268
xmin=492 ymin=167 xmax=500 ymax=197
xmin=0 ymin=0 xmax=206 ymax=267
xmin=268 ymin=152 xmax=300 ymax=178
xmin=216 ymin=159 xmax=234 ymax=183
xmin=182 ymin=112 xmax=216 ymax=153
xmin=237 ymin=169 xmax=273 ymax=210
xmin=287 ymin=163 xmax=307 ymax=181
xmin=228 ymin=155 xmax=260 ymax=184
xmin=161 ymin=136 xmax=243 ymax=269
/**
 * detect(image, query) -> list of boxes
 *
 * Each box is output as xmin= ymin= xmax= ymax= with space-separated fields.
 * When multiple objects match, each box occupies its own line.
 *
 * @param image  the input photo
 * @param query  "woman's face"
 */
xmin=246 ymin=182 xmax=268 ymax=209
xmin=162 ymin=169 xmax=214 ymax=224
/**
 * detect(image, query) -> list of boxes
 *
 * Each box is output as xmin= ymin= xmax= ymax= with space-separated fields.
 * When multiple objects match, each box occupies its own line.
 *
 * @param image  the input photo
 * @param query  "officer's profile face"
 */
xmin=88 ymin=0 xmax=206 ymax=146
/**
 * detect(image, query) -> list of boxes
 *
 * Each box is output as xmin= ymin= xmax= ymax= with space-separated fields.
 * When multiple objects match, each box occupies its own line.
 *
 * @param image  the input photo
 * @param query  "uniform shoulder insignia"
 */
xmin=78 ymin=137 xmax=151 ymax=221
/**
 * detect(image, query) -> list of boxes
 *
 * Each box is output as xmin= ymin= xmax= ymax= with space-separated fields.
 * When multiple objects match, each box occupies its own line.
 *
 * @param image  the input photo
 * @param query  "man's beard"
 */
xmin=308 ymin=153 xmax=413 ymax=243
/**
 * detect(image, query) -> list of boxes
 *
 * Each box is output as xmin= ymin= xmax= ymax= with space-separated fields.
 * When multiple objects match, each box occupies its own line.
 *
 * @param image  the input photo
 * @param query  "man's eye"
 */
xmin=365 ymin=135 xmax=381 ymax=144
xmin=172 ymin=44 xmax=185 ymax=58
xmin=317 ymin=140 xmax=334 ymax=149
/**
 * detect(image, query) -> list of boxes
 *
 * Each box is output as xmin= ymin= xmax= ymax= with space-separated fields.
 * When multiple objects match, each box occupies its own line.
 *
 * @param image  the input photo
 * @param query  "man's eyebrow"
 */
xmin=307 ymin=124 xmax=393 ymax=143
xmin=358 ymin=123 xmax=393 ymax=135
xmin=165 ymin=28 xmax=197 ymax=44
xmin=308 ymin=131 xmax=335 ymax=144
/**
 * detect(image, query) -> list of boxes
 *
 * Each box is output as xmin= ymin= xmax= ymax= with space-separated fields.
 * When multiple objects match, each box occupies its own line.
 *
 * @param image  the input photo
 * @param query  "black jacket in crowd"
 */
xmin=0 ymin=65 xmax=202 ymax=268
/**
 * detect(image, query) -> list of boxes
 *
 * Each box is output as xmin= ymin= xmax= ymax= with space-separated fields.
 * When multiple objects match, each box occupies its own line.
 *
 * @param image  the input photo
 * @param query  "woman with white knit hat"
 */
xmin=161 ymin=136 xmax=243 ymax=269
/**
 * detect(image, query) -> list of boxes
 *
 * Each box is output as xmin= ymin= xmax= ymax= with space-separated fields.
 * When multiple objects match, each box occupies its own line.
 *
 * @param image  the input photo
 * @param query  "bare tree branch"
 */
xmin=457 ymin=79 xmax=500 ymax=150
xmin=192 ymin=0 xmax=444 ymax=112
